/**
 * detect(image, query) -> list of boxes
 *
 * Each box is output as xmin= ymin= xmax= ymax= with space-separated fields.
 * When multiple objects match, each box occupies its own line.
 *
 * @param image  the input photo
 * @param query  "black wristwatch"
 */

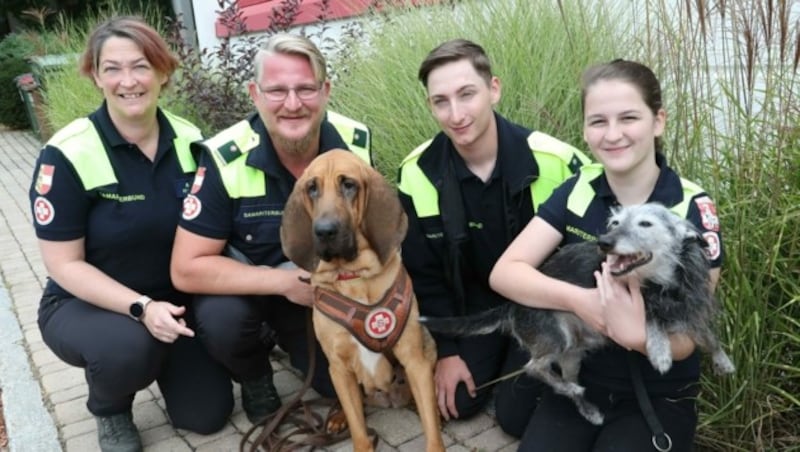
xmin=129 ymin=295 xmax=152 ymax=321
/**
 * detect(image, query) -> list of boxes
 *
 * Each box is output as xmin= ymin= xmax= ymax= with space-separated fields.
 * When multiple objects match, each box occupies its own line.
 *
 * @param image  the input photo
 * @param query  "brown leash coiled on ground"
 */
xmin=239 ymin=309 xmax=377 ymax=451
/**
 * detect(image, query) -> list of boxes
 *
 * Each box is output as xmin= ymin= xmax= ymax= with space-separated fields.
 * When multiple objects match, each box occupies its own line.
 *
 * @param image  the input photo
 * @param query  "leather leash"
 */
xmin=474 ymin=367 xmax=526 ymax=392
xmin=240 ymin=302 xmax=377 ymax=451
xmin=628 ymin=352 xmax=673 ymax=451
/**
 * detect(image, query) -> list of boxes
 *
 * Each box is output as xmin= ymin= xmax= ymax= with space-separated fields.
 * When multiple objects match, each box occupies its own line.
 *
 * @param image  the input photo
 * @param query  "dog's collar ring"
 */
xmin=364 ymin=308 xmax=396 ymax=339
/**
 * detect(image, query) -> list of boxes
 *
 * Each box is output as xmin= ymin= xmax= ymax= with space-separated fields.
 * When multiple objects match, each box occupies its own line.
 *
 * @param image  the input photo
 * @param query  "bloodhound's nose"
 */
xmin=314 ymin=218 xmax=339 ymax=241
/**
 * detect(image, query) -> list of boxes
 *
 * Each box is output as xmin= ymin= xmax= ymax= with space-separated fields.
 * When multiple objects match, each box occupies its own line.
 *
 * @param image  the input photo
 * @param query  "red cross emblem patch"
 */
xmin=182 ymin=194 xmax=202 ymax=220
xmin=364 ymin=308 xmax=396 ymax=339
xmin=34 ymin=196 xmax=55 ymax=225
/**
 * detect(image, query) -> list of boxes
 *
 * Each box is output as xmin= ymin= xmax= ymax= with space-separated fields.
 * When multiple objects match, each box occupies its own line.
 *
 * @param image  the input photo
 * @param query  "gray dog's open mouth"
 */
xmin=606 ymin=252 xmax=653 ymax=275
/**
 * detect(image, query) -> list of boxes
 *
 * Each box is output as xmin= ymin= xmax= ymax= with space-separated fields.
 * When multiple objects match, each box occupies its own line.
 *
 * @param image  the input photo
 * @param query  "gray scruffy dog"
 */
xmin=420 ymin=203 xmax=735 ymax=425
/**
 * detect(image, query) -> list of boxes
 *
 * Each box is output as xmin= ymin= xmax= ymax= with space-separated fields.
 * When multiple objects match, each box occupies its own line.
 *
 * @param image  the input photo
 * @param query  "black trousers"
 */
xmin=517 ymin=385 xmax=698 ymax=451
xmin=446 ymin=332 xmax=545 ymax=435
xmin=38 ymin=295 xmax=233 ymax=434
xmin=192 ymin=293 xmax=336 ymax=398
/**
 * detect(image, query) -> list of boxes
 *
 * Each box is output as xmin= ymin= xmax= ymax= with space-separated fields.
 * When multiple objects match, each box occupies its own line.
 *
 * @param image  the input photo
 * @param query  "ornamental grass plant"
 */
xmin=631 ymin=1 xmax=800 ymax=450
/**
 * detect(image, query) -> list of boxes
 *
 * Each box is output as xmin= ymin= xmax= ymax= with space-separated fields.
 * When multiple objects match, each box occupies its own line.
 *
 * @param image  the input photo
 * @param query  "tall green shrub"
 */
xmin=0 ymin=33 xmax=36 ymax=129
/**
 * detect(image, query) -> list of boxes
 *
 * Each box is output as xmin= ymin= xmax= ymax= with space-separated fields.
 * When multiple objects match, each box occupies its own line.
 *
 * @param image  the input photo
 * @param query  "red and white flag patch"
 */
xmin=182 ymin=194 xmax=202 ymax=220
xmin=190 ymin=166 xmax=206 ymax=194
xmin=35 ymin=164 xmax=55 ymax=195
xmin=33 ymin=196 xmax=55 ymax=225
xmin=695 ymin=196 xmax=719 ymax=232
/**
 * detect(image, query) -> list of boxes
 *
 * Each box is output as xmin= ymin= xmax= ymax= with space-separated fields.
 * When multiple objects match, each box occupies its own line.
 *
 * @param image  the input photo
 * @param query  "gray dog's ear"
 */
xmin=679 ymin=220 xmax=707 ymax=249
xmin=281 ymin=180 xmax=319 ymax=272
xmin=362 ymin=166 xmax=407 ymax=265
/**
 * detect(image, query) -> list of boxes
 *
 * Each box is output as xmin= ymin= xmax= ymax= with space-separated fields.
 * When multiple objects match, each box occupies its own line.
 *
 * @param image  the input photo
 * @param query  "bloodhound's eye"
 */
xmin=306 ymin=179 xmax=319 ymax=199
xmin=340 ymin=176 xmax=358 ymax=198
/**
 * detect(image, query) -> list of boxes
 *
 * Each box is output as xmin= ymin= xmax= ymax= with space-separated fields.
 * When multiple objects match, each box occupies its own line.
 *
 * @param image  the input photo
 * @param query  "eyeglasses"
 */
xmin=257 ymin=84 xmax=322 ymax=102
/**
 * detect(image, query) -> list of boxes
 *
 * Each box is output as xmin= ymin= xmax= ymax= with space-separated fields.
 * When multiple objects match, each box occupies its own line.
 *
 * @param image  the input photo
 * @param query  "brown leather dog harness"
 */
xmin=313 ymin=267 xmax=412 ymax=353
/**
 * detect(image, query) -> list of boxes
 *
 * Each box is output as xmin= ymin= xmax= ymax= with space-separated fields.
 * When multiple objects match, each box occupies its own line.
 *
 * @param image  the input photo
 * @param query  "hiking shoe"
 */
xmin=241 ymin=372 xmax=282 ymax=423
xmin=94 ymin=411 xmax=142 ymax=452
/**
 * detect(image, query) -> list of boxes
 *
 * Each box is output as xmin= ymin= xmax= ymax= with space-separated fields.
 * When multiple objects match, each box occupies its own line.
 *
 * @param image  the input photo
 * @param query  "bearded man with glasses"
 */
xmin=170 ymin=33 xmax=371 ymax=425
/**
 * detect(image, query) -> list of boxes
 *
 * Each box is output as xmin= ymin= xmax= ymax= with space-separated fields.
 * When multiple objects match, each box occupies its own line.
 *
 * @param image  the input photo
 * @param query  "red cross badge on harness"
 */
xmin=364 ymin=308 xmax=396 ymax=339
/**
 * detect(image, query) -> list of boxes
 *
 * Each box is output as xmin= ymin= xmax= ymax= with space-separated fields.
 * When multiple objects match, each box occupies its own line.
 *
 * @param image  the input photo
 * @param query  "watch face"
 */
xmin=130 ymin=302 xmax=144 ymax=318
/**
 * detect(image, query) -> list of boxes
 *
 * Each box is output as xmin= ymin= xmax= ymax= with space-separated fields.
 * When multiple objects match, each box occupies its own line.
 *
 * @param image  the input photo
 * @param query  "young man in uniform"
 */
xmin=397 ymin=39 xmax=590 ymax=435
xmin=170 ymin=33 xmax=371 ymax=424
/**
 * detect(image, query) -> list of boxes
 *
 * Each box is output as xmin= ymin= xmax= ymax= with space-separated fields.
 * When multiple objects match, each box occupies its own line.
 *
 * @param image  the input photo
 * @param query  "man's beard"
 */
xmin=270 ymin=115 xmax=322 ymax=155
xmin=273 ymin=132 xmax=315 ymax=155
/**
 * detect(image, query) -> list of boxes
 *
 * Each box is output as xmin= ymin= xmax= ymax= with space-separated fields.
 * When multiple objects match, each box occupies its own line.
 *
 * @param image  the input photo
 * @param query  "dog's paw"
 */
xmin=649 ymin=354 xmax=673 ymax=374
xmin=712 ymin=351 xmax=735 ymax=375
xmin=325 ymin=404 xmax=348 ymax=434
xmin=577 ymin=403 xmax=604 ymax=425
xmin=561 ymin=381 xmax=585 ymax=397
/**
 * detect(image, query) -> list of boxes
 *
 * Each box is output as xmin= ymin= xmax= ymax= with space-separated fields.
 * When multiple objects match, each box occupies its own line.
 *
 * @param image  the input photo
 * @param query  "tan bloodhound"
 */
xmin=280 ymin=149 xmax=444 ymax=452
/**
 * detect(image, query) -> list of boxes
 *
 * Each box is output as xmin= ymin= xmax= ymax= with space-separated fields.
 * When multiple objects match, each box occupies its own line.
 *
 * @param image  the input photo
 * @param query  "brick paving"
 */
xmin=0 ymin=129 xmax=519 ymax=451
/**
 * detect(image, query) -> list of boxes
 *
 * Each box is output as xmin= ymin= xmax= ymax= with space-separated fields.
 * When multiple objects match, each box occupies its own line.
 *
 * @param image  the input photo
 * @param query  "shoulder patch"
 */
xmin=182 ymin=194 xmax=202 ymax=220
xmin=190 ymin=166 xmax=206 ymax=194
xmin=568 ymin=154 xmax=585 ymax=173
xmin=702 ymin=231 xmax=721 ymax=260
xmin=352 ymin=127 xmax=369 ymax=148
xmin=35 ymin=164 xmax=55 ymax=195
xmin=33 ymin=196 xmax=55 ymax=225
xmin=216 ymin=140 xmax=243 ymax=164
xmin=694 ymin=196 xmax=720 ymax=232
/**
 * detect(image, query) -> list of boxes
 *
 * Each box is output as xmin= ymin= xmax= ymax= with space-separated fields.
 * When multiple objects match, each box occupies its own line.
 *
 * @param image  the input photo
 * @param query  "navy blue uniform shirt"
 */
xmin=178 ymin=113 xmax=349 ymax=267
xmin=537 ymin=153 xmax=724 ymax=395
xmin=29 ymin=103 xmax=195 ymax=303
xmin=399 ymin=113 xmax=585 ymax=358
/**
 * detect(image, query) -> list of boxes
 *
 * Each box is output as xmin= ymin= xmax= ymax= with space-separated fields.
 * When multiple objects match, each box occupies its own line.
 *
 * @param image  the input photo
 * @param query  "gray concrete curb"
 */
xmin=0 ymin=285 xmax=61 ymax=452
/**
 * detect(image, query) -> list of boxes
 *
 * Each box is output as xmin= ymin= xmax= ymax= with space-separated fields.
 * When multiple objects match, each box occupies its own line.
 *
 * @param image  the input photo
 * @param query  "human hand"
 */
xmin=594 ymin=262 xmax=647 ymax=352
xmin=282 ymin=267 xmax=313 ymax=307
xmin=143 ymin=302 xmax=195 ymax=343
xmin=434 ymin=355 xmax=476 ymax=420
xmin=572 ymin=287 xmax=607 ymax=334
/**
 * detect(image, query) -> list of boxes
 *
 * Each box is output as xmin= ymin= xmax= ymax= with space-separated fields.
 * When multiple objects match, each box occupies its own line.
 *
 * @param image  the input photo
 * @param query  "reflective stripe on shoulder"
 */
xmin=163 ymin=109 xmax=202 ymax=173
xmin=528 ymin=131 xmax=584 ymax=161
xmin=528 ymin=132 xmax=590 ymax=212
xmin=398 ymin=139 xmax=437 ymax=217
xmin=219 ymin=159 xmax=267 ymax=199
xmin=566 ymin=164 xmax=604 ymax=217
xmin=327 ymin=110 xmax=371 ymax=165
xmin=50 ymin=118 xmax=116 ymax=190
xmin=671 ymin=177 xmax=705 ymax=218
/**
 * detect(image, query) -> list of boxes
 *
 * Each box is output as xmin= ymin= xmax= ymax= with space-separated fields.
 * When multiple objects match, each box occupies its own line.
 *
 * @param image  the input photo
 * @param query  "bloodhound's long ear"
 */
xmin=361 ymin=165 xmax=408 ymax=265
xmin=280 ymin=178 xmax=319 ymax=272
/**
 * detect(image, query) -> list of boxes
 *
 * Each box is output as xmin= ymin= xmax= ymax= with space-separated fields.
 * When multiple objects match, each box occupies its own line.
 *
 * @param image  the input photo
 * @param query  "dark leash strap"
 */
xmin=628 ymin=352 xmax=673 ymax=452
xmin=239 ymin=302 xmax=377 ymax=451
